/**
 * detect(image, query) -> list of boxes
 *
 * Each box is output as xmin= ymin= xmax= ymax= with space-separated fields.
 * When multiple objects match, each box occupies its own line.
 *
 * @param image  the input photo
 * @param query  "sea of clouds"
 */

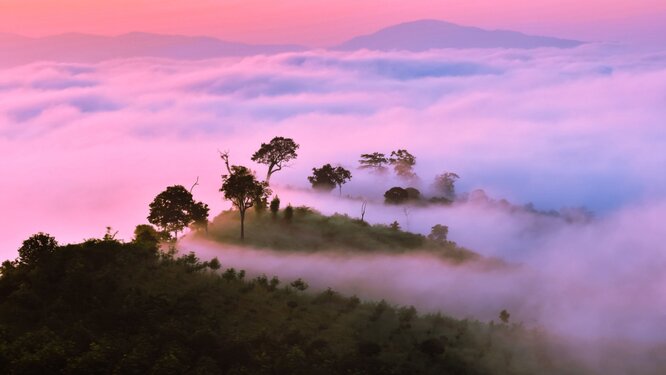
xmin=2 ymin=43 xmax=666 ymax=371
xmin=2 ymin=44 xmax=666 ymax=253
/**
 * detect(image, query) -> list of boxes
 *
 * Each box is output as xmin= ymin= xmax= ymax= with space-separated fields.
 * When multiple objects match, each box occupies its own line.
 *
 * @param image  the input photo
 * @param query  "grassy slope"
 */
xmin=0 ymin=239 xmax=584 ymax=374
xmin=202 ymin=208 xmax=481 ymax=263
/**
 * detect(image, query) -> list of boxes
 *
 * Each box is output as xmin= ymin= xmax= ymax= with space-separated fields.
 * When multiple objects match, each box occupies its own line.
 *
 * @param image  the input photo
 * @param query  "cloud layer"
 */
xmin=2 ymin=44 xmax=666 ymax=256
xmin=2 ymin=43 xmax=666 ymax=372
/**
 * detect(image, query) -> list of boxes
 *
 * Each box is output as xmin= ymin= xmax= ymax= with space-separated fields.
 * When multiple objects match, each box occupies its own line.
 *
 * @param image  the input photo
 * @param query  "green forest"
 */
xmin=0 ymin=226 xmax=588 ymax=374
xmin=0 ymin=136 xmax=596 ymax=374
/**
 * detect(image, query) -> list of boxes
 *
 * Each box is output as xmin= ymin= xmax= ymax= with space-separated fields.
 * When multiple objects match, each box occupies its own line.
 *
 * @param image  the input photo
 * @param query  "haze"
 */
xmin=2 ymin=3 xmax=666 ymax=373
xmin=2 ymin=0 xmax=666 ymax=47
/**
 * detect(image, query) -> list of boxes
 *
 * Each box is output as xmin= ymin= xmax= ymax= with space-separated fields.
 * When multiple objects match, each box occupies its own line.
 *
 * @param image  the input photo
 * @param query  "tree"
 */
xmin=384 ymin=187 xmax=408 ymax=204
xmin=434 ymin=172 xmax=460 ymax=200
xmin=499 ymin=309 xmax=511 ymax=324
xmin=332 ymin=166 xmax=352 ymax=196
xmin=405 ymin=187 xmax=421 ymax=201
xmin=468 ymin=189 xmax=489 ymax=204
xmin=251 ymin=136 xmax=299 ymax=183
xmin=133 ymin=224 xmax=161 ymax=249
xmin=190 ymin=201 xmax=210 ymax=233
xmin=290 ymin=278 xmax=309 ymax=291
xmin=148 ymin=185 xmax=208 ymax=240
xmin=270 ymin=196 xmax=280 ymax=219
xmin=389 ymin=149 xmax=416 ymax=180
xmin=253 ymin=195 xmax=268 ymax=215
xmin=220 ymin=165 xmax=270 ymax=240
xmin=284 ymin=204 xmax=294 ymax=222
xmin=307 ymin=164 xmax=352 ymax=195
xmin=308 ymin=164 xmax=336 ymax=191
xmin=18 ymin=232 xmax=57 ymax=265
xmin=358 ymin=152 xmax=389 ymax=173
xmin=428 ymin=224 xmax=449 ymax=243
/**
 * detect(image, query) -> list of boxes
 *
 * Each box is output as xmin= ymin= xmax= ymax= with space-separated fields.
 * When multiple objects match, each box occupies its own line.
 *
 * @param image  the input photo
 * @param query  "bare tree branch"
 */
xmin=189 ymin=176 xmax=200 ymax=193
xmin=218 ymin=149 xmax=232 ymax=175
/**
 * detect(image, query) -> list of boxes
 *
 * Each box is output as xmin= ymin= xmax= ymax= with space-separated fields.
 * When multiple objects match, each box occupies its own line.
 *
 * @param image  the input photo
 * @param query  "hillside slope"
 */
xmin=0 ymin=236 xmax=584 ymax=374
xmin=202 ymin=208 xmax=480 ymax=264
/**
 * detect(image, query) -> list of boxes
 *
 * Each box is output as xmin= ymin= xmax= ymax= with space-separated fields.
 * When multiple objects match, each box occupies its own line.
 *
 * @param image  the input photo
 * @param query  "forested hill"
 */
xmin=0 ymin=233 xmax=586 ymax=374
xmin=202 ymin=208 xmax=482 ymax=264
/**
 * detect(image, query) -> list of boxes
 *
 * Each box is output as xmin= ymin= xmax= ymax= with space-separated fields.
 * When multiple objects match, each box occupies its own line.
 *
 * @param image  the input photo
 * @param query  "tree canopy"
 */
xmin=307 ymin=164 xmax=352 ymax=195
xmin=0 ymin=234 xmax=578 ymax=375
xmin=428 ymin=224 xmax=449 ymax=243
xmin=434 ymin=172 xmax=460 ymax=200
xmin=147 ymin=185 xmax=209 ymax=239
xmin=251 ymin=136 xmax=299 ymax=183
xmin=384 ymin=187 xmax=409 ymax=204
xmin=389 ymin=149 xmax=417 ymax=180
xmin=384 ymin=187 xmax=420 ymax=204
xmin=17 ymin=232 xmax=57 ymax=266
xmin=359 ymin=152 xmax=389 ymax=173
xmin=220 ymin=165 xmax=270 ymax=240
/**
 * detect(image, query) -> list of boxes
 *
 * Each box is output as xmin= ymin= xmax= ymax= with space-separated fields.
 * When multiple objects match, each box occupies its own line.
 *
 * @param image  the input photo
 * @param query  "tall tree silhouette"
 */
xmin=251 ymin=136 xmax=299 ymax=183
xmin=220 ymin=165 xmax=270 ymax=240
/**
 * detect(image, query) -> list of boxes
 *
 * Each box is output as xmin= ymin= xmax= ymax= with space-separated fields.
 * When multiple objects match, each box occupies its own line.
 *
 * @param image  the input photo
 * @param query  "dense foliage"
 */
xmin=251 ymin=136 xmax=299 ymax=183
xmin=307 ymin=164 xmax=352 ymax=194
xmin=0 ymin=235 xmax=583 ymax=375
xmin=148 ymin=185 xmax=209 ymax=239
xmin=358 ymin=152 xmax=390 ymax=173
xmin=220 ymin=166 xmax=271 ymax=240
xmin=389 ymin=149 xmax=417 ymax=180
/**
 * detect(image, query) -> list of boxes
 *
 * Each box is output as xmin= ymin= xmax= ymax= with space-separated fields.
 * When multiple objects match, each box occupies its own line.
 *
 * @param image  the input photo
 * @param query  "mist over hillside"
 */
xmin=2 ymin=16 xmax=666 ymax=373
xmin=2 ymin=44 xmax=665 ymax=253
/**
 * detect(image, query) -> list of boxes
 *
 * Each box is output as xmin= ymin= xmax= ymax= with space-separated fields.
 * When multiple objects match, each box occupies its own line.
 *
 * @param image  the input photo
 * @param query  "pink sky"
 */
xmin=2 ymin=0 xmax=666 ymax=46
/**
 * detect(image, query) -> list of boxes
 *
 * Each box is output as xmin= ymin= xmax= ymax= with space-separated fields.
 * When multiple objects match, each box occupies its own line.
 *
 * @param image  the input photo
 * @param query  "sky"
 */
xmin=1 ymin=0 xmax=666 ymax=46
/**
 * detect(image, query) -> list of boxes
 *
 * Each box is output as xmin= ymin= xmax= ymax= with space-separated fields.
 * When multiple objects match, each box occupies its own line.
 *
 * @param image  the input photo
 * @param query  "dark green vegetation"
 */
xmin=219 ymin=162 xmax=271 ymax=241
xmin=148 ymin=185 xmax=209 ymax=239
xmin=202 ymin=207 xmax=480 ymax=263
xmin=0 ymin=233 xmax=583 ymax=375
xmin=307 ymin=164 xmax=352 ymax=195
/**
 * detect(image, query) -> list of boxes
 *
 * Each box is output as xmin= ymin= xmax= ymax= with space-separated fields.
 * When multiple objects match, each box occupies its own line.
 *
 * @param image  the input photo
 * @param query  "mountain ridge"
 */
xmin=0 ymin=32 xmax=307 ymax=66
xmin=335 ymin=19 xmax=583 ymax=51
xmin=0 ymin=20 xmax=585 ymax=66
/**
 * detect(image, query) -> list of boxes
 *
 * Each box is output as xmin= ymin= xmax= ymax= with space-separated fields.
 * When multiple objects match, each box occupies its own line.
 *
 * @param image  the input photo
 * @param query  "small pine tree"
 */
xmin=270 ymin=196 xmax=280 ymax=219
xmin=389 ymin=221 xmax=401 ymax=231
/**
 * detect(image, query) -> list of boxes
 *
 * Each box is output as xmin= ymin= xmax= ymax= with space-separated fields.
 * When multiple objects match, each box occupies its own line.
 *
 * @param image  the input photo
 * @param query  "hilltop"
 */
xmin=200 ymin=207 xmax=482 ymax=264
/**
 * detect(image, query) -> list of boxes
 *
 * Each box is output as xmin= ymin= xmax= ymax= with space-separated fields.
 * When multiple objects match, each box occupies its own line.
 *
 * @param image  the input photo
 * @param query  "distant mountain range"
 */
xmin=0 ymin=20 xmax=583 ymax=66
xmin=0 ymin=32 xmax=306 ymax=66
xmin=335 ymin=20 xmax=582 ymax=51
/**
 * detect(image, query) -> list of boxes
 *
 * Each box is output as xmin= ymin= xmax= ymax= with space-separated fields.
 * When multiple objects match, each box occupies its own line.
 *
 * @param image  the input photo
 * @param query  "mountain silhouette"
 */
xmin=335 ymin=19 xmax=583 ymax=51
xmin=0 ymin=32 xmax=306 ymax=66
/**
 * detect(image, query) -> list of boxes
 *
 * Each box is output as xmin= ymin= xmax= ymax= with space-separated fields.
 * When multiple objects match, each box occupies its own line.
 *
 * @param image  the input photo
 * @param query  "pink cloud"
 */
xmin=1 ymin=46 xmax=665 ymax=256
